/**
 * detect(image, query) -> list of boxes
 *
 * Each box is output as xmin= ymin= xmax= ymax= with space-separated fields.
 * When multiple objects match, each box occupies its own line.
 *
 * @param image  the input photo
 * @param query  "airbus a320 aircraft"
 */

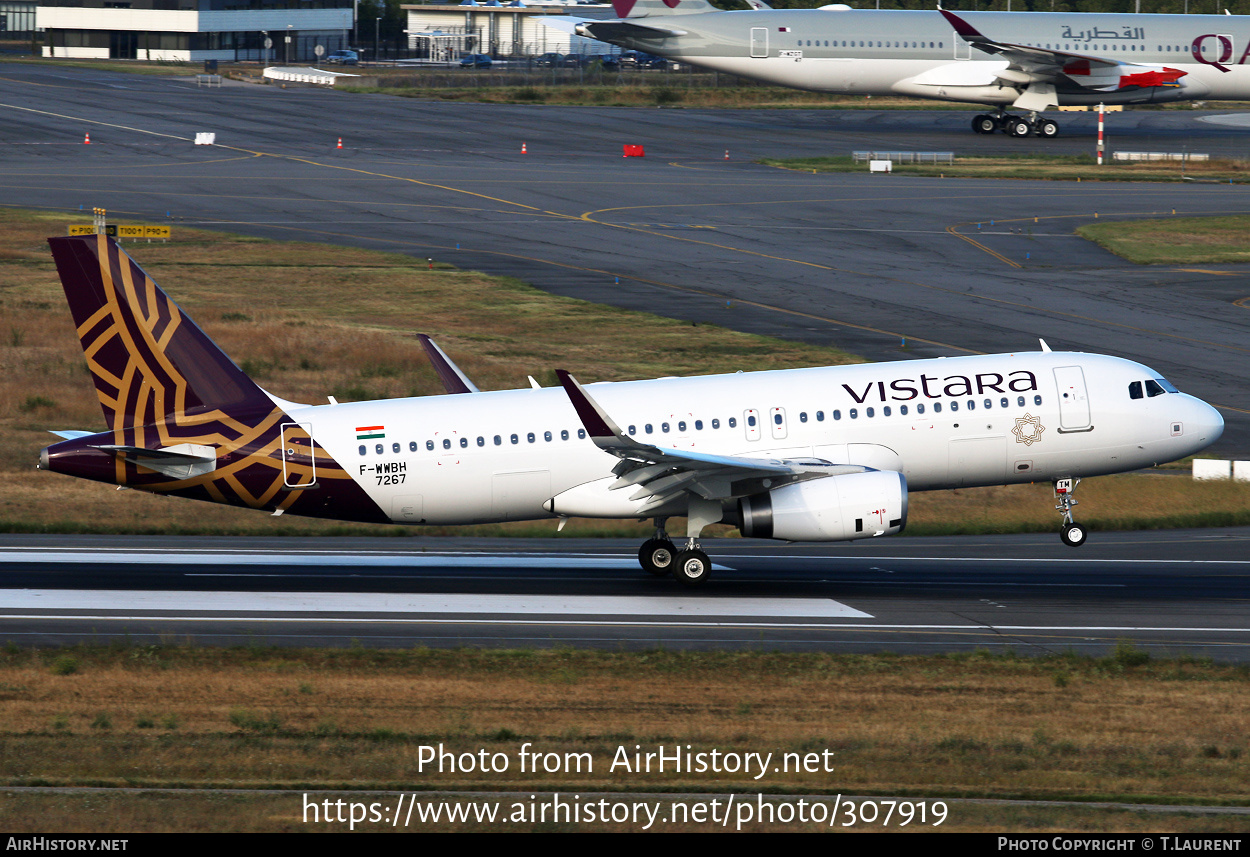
xmin=40 ymin=236 xmax=1223 ymax=584
xmin=563 ymin=2 xmax=1250 ymax=137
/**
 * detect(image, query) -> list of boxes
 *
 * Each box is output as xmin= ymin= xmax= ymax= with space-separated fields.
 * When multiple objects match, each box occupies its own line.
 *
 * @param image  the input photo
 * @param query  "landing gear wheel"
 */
xmin=1060 ymin=522 xmax=1087 ymax=548
xmin=972 ymin=114 xmax=997 ymax=135
xmin=672 ymin=549 xmax=711 ymax=586
xmin=1009 ymin=119 xmax=1033 ymax=138
xmin=1037 ymin=119 xmax=1059 ymax=138
xmin=639 ymin=538 xmax=676 ymax=576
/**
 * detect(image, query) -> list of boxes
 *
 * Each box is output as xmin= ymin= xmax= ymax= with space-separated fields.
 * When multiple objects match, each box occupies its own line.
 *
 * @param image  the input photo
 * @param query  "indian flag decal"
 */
xmin=356 ymin=425 xmax=385 ymax=440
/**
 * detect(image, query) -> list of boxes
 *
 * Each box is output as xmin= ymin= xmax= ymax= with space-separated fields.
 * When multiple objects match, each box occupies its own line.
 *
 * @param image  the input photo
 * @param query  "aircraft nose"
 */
xmin=1185 ymin=396 xmax=1224 ymax=448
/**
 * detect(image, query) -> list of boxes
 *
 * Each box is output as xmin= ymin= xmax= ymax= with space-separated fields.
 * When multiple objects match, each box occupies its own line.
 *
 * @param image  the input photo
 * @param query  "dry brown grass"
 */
xmin=0 ymin=647 xmax=1247 ymax=831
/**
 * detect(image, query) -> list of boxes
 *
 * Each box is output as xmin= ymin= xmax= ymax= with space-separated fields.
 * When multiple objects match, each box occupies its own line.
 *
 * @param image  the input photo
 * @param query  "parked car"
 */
xmin=459 ymin=53 xmax=492 ymax=69
xmin=576 ymin=53 xmax=620 ymax=69
xmin=620 ymin=50 xmax=669 ymax=69
xmin=326 ymin=50 xmax=358 ymax=66
xmin=535 ymin=52 xmax=566 ymax=68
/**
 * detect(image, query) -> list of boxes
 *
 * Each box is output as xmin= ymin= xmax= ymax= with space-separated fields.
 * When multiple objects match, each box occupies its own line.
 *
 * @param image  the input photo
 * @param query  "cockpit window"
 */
xmin=1145 ymin=379 xmax=1168 ymax=397
xmin=1154 ymin=377 xmax=1179 ymax=394
xmin=1129 ymin=381 xmax=1143 ymax=400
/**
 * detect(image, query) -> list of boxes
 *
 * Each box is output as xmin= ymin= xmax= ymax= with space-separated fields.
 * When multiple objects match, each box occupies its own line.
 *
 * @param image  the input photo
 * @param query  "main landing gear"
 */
xmin=638 ymin=515 xmax=713 ymax=586
xmin=972 ymin=109 xmax=1059 ymax=139
xmin=1054 ymin=477 xmax=1087 ymax=547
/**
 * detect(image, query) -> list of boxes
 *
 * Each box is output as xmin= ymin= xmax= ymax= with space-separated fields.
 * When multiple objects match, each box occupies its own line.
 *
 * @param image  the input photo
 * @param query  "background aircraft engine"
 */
xmin=736 ymin=471 xmax=907 ymax=542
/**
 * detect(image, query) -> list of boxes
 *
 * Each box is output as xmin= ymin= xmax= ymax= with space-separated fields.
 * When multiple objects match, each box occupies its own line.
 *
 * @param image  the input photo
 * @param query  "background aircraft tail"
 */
xmin=47 ymin=234 xmax=278 ymax=435
xmin=612 ymin=0 xmax=715 ymax=17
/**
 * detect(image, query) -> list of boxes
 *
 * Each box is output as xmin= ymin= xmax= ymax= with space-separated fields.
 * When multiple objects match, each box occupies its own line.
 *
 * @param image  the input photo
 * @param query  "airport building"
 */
xmin=401 ymin=2 xmax=615 ymax=60
xmin=1 ymin=1 xmax=39 ymax=38
xmin=36 ymin=0 xmax=352 ymax=61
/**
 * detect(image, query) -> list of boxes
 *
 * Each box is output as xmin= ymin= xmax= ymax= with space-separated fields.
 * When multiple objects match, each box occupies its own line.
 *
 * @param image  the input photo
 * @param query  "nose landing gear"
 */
xmin=1054 ymin=477 xmax=1087 ymax=547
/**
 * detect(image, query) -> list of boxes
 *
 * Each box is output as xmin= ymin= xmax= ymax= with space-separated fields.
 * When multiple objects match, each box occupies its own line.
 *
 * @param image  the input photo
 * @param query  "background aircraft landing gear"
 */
xmin=639 ymin=518 xmax=676 ymax=576
xmin=982 ymin=111 xmax=1059 ymax=138
xmin=1054 ymin=478 xmax=1086 ymax=547
xmin=972 ymin=114 xmax=998 ymax=135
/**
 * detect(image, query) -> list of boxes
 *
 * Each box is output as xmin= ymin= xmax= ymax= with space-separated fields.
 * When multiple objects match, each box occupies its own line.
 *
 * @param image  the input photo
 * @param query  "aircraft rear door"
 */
xmin=751 ymin=28 xmax=768 ymax=58
xmin=280 ymin=422 xmax=317 ymax=488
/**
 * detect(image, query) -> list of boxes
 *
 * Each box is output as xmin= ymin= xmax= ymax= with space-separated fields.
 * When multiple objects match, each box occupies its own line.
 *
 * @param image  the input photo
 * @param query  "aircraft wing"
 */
xmin=939 ymin=8 xmax=1185 ymax=106
xmin=557 ymin=370 xmax=867 ymax=513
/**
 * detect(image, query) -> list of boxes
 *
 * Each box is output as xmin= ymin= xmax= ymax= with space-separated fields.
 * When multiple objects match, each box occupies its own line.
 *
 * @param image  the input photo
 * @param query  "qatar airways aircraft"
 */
xmin=562 ymin=3 xmax=1250 ymax=137
xmin=40 ymin=236 xmax=1223 ymax=584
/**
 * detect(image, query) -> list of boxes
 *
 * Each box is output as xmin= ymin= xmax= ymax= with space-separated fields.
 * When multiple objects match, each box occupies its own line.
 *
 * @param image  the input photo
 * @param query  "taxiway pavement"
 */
xmin=0 ymin=63 xmax=1246 ymax=454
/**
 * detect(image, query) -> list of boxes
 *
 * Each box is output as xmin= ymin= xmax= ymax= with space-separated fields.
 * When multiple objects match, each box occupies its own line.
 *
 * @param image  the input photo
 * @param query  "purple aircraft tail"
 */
xmin=47 ymin=234 xmax=276 ymax=432
xmin=42 ymin=235 xmax=389 ymax=524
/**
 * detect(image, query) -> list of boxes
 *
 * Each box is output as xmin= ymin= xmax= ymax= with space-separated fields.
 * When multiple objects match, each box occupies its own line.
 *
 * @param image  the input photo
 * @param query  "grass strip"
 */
xmin=0 ymin=645 xmax=1247 ymax=831
xmin=1077 ymin=214 xmax=1250 ymax=264
xmin=762 ymin=154 xmax=1250 ymax=183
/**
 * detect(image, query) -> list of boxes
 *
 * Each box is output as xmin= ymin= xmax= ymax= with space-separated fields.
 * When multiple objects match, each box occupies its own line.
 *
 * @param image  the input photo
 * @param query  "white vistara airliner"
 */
xmin=39 ymin=235 xmax=1223 ymax=585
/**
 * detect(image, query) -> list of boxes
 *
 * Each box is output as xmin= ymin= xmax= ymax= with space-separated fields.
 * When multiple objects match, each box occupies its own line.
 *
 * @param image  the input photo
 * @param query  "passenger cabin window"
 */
xmin=375 ymin=444 xmax=384 ymax=454
xmin=728 ymin=417 xmax=737 ymax=428
xmin=442 ymin=439 xmax=451 ymax=450
xmin=409 ymin=441 xmax=418 ymax=452
xmin=427 ymin=440 xmax=435 ymax=451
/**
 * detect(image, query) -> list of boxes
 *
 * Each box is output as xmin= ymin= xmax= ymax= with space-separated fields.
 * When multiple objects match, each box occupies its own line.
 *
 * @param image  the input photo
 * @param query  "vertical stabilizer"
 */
xmin=612 ymin=0 xmax=715 ymax=17
xmin=47 ymin=234 xmax=276 ymax=434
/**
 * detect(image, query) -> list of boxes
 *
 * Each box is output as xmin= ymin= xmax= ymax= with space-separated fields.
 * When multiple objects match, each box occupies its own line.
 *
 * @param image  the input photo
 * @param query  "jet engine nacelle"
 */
xmin=736 ymin=470 xmax=907 ymax=542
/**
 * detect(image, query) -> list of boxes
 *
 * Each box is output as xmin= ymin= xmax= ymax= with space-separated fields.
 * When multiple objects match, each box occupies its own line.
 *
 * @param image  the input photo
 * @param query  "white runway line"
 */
xmin=0 ymin=590 xmax=874 ymax=619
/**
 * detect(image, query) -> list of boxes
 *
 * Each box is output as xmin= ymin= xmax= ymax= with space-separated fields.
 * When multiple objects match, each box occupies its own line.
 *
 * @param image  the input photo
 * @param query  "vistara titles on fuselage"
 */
xmin=558 ymin=1 xmax=1250 ymax=137
xmin=39 ymin=236 xmax=1223 ymax=585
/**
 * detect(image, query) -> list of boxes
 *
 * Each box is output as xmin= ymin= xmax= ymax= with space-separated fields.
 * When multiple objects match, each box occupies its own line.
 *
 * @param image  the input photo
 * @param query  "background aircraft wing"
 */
xmin=557 ymin=370 xmax=867 ymax=512
xmin=939 ymin=8 xmax=1185 ymax=98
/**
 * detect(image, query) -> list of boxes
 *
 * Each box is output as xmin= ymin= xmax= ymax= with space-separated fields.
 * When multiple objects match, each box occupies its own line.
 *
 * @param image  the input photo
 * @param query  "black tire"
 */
xmin=639 ymin=538 xmax=675 ymax=576
xmin=1060 ymin=522 xmax=1087 ymax=547
xmin=1038 ymin=119 xmax=1059 ymax=138
xmin=1009 ymin=119 xmax=1033 ymax=138
xmin=972 ymin=115 xmax=997 ymax=135
xmin=672 ymin=550 xmax=711 ymax=586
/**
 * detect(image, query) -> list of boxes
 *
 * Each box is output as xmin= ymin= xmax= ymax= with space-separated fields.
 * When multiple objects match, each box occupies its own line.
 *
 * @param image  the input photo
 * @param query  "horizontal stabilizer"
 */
xmin=576 ymin=21 xmax=688 ymax=40
xmin=93 ymin=443 xmax=217 ymax=480
xmin=49 ymin=430 xmax=94 ymax=440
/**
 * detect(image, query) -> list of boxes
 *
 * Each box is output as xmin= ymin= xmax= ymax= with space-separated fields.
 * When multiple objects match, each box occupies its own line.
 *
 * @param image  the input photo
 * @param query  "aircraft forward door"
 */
xmin=1053 ymin=366 xmax=1092 ymax=432
xmin=750 ymin=28 xmax=768 ymax=58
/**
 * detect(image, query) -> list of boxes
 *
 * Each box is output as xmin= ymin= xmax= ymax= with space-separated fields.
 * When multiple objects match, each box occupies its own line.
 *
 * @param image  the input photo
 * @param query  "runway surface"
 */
xmin=2 ymin=529 xmax=1248 ymax=658
xmin=0 ymin=63 xmax=1246 ymax=456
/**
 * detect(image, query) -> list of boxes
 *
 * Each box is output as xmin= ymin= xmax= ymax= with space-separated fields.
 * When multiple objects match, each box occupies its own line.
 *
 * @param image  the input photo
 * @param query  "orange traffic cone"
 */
xmin=521 ymin=142 xmax=527 ymax=154
xmin=336 ymin=137 xmax=343 ymax=149
xmin=83 ymin=133 xmax=91 ymax=145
